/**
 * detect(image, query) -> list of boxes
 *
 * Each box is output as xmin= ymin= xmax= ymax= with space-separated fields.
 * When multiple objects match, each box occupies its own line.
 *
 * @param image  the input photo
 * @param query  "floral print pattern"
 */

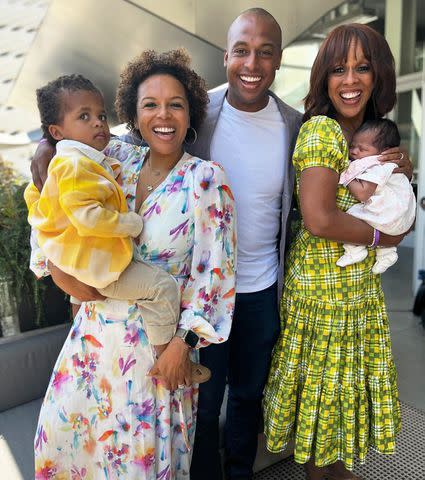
xmin=34 ymin=141 xmax=236 ymax=479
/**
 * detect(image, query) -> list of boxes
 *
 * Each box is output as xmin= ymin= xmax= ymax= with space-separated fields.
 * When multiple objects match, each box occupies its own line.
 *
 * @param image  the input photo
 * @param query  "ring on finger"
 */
xmin=400 ymin=153 xmax=404 ymax=161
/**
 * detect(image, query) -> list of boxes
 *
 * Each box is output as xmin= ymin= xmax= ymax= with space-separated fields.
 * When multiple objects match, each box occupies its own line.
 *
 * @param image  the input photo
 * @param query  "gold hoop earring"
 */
xmin=184 ymin=126 xmax=198 ymax=145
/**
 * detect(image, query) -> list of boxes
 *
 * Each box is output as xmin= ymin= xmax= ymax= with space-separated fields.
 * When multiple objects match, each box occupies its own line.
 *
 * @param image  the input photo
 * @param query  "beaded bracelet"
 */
xmin=369 ymin=228 xmax=380 ymax=248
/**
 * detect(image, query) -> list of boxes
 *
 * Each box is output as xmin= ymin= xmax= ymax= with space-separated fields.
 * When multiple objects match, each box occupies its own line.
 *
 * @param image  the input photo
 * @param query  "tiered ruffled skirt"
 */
xmin=264 ymin=293 xmax=401 ymax=470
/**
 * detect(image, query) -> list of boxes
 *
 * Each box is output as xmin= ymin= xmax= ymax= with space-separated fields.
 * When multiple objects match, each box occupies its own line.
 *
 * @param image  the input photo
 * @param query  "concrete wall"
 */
xmin=132 ymin=0 xmax=342 ymax=49
xmin=9 ymin=0 xmax=342 ymax=124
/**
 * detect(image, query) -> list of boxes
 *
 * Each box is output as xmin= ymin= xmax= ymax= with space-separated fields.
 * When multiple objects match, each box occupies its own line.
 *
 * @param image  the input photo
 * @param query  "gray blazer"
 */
xmin=186 ymin=86 xmax=303 ymax=296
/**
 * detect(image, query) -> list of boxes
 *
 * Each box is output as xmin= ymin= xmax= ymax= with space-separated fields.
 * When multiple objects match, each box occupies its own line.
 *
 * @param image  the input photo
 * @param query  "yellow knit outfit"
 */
xmin=24 ymin=140 xmax=143 ymax=288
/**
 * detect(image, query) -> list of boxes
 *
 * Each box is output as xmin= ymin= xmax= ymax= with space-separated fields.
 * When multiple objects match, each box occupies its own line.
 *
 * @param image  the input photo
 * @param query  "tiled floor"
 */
xmin=255 ymin=246 xmax=425 ymax=479
xmin=255 ymin=402 xmax=425 ymax=480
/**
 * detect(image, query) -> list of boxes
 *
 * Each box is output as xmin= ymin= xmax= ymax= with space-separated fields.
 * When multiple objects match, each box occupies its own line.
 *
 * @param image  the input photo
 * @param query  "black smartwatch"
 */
xmin=175 ymin=328 xmax=199 ymax=348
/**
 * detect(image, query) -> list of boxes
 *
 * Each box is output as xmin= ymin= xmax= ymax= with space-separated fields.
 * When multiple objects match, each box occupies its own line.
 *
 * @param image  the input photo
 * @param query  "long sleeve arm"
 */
xmin=55 ymin=156 xmax=143 ymax=238
xmin=24 ymin=184 xmax=49 ymax=278
xmin=178 ymin=162 xmax=236 ymax=347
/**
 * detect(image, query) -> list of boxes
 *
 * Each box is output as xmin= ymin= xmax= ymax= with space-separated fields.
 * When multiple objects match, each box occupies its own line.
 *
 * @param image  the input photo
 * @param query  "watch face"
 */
xmin=185 ymin=330 xmax=199 ymax=348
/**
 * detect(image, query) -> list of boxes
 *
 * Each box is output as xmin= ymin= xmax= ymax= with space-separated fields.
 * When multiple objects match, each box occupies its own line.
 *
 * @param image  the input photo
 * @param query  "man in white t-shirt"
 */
xmin=187 ymin=8 xmax=302 ymax=480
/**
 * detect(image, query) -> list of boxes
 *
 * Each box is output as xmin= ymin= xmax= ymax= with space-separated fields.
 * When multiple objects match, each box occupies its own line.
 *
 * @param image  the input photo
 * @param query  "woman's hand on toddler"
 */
xmin=49 ymin=261 xmax=106 ymax=302
xmin=31 ymin=141 xmax=56 ymax=191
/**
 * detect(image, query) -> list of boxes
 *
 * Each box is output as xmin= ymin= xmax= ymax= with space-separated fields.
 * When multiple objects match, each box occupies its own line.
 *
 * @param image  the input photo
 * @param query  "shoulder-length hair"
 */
xmin=303 ymin=23 xmax=396 ymax=122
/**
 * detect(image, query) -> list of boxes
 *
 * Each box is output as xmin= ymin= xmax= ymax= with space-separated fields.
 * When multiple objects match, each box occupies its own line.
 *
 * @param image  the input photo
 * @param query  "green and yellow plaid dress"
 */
xmin=263 ymin=116 xmax=401 ymax=470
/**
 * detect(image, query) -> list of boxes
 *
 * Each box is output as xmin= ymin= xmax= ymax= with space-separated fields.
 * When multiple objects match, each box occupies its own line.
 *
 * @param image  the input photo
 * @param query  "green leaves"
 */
xmin=0 ymin=158 xmax=45 ymax=328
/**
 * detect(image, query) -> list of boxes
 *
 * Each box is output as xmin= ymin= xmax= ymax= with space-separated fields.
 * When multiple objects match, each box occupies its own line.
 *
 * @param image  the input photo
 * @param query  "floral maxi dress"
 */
xmin=34 ymin=141 xmax=236 ymax=480
xmin=263 ymin=116 xmax=401 ymax=470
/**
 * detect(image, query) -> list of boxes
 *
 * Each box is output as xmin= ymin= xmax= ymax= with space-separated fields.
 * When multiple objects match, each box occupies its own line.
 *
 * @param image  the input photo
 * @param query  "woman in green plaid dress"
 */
xmin=263 ymin=24 xmax=410 ymax=480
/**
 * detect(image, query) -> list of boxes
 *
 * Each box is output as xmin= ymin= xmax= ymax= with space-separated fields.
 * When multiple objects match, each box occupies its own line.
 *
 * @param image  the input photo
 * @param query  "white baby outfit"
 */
xmin=337 ymin=155 xmax=416 ymax=274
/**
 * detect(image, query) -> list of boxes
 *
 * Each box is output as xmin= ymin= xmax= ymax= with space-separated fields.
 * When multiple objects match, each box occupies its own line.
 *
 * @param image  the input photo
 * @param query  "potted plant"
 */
xmin=0 ymin=157 xmax=70 ymax=336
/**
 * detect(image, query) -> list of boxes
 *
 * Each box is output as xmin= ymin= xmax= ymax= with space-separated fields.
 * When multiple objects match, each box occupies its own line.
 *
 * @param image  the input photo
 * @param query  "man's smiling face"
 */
xmin=224 ymin=13 xmax=282 ymax=112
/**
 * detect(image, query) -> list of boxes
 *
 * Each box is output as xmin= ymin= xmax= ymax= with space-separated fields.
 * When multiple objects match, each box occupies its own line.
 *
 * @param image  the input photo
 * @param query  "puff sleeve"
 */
xmin=292 ymin=115 xmax=347 ymax=175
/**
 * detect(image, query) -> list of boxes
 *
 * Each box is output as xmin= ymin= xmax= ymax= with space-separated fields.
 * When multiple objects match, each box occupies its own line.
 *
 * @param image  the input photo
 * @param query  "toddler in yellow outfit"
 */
xmin=24 ymin=75 xmax=206 ymax=370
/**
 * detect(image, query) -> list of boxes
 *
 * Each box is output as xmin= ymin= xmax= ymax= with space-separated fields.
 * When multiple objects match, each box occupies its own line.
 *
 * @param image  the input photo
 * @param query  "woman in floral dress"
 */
xmin=264 ymin=25 xmax=411 ymax=480
xmin=34 ymin=49 xmax=236 ymax=479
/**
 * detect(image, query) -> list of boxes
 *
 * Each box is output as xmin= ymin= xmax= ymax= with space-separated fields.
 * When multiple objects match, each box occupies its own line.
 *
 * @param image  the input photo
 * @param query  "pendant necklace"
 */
xmin=146 ymin=153 xmax=162 ymax=192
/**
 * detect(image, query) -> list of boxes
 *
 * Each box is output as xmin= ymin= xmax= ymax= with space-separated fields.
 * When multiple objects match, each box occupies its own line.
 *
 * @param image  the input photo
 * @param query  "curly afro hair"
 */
xmin=36 ymin=74 xmax=102 ymax=145
xmin=115 ymin=48 xmax=209 ymax=140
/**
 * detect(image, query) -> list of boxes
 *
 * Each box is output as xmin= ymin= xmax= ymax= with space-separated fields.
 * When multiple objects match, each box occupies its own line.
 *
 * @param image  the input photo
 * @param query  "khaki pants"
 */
xmin=98 ymin=260 xmax=180 ymax=345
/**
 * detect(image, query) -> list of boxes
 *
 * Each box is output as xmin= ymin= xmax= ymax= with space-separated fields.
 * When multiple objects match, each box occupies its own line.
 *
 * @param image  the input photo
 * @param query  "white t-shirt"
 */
xmin=210 ymin=96 xmax=287 ymax=293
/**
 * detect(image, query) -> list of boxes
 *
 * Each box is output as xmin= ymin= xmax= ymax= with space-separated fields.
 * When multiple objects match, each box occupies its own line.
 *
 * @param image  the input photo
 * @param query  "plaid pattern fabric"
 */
xmin=263 ymin=116 xmax=401 ymax=470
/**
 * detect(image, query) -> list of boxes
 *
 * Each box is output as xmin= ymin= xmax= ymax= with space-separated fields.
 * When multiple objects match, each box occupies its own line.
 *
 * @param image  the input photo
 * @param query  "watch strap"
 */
xmin=175 ymin=328 xmax=199 ymax=348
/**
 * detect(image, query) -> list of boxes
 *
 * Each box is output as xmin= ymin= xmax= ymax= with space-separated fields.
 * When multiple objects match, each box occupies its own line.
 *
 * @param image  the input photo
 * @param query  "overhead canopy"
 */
xmin=9 ymin=0 xmax=341 ymax=125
